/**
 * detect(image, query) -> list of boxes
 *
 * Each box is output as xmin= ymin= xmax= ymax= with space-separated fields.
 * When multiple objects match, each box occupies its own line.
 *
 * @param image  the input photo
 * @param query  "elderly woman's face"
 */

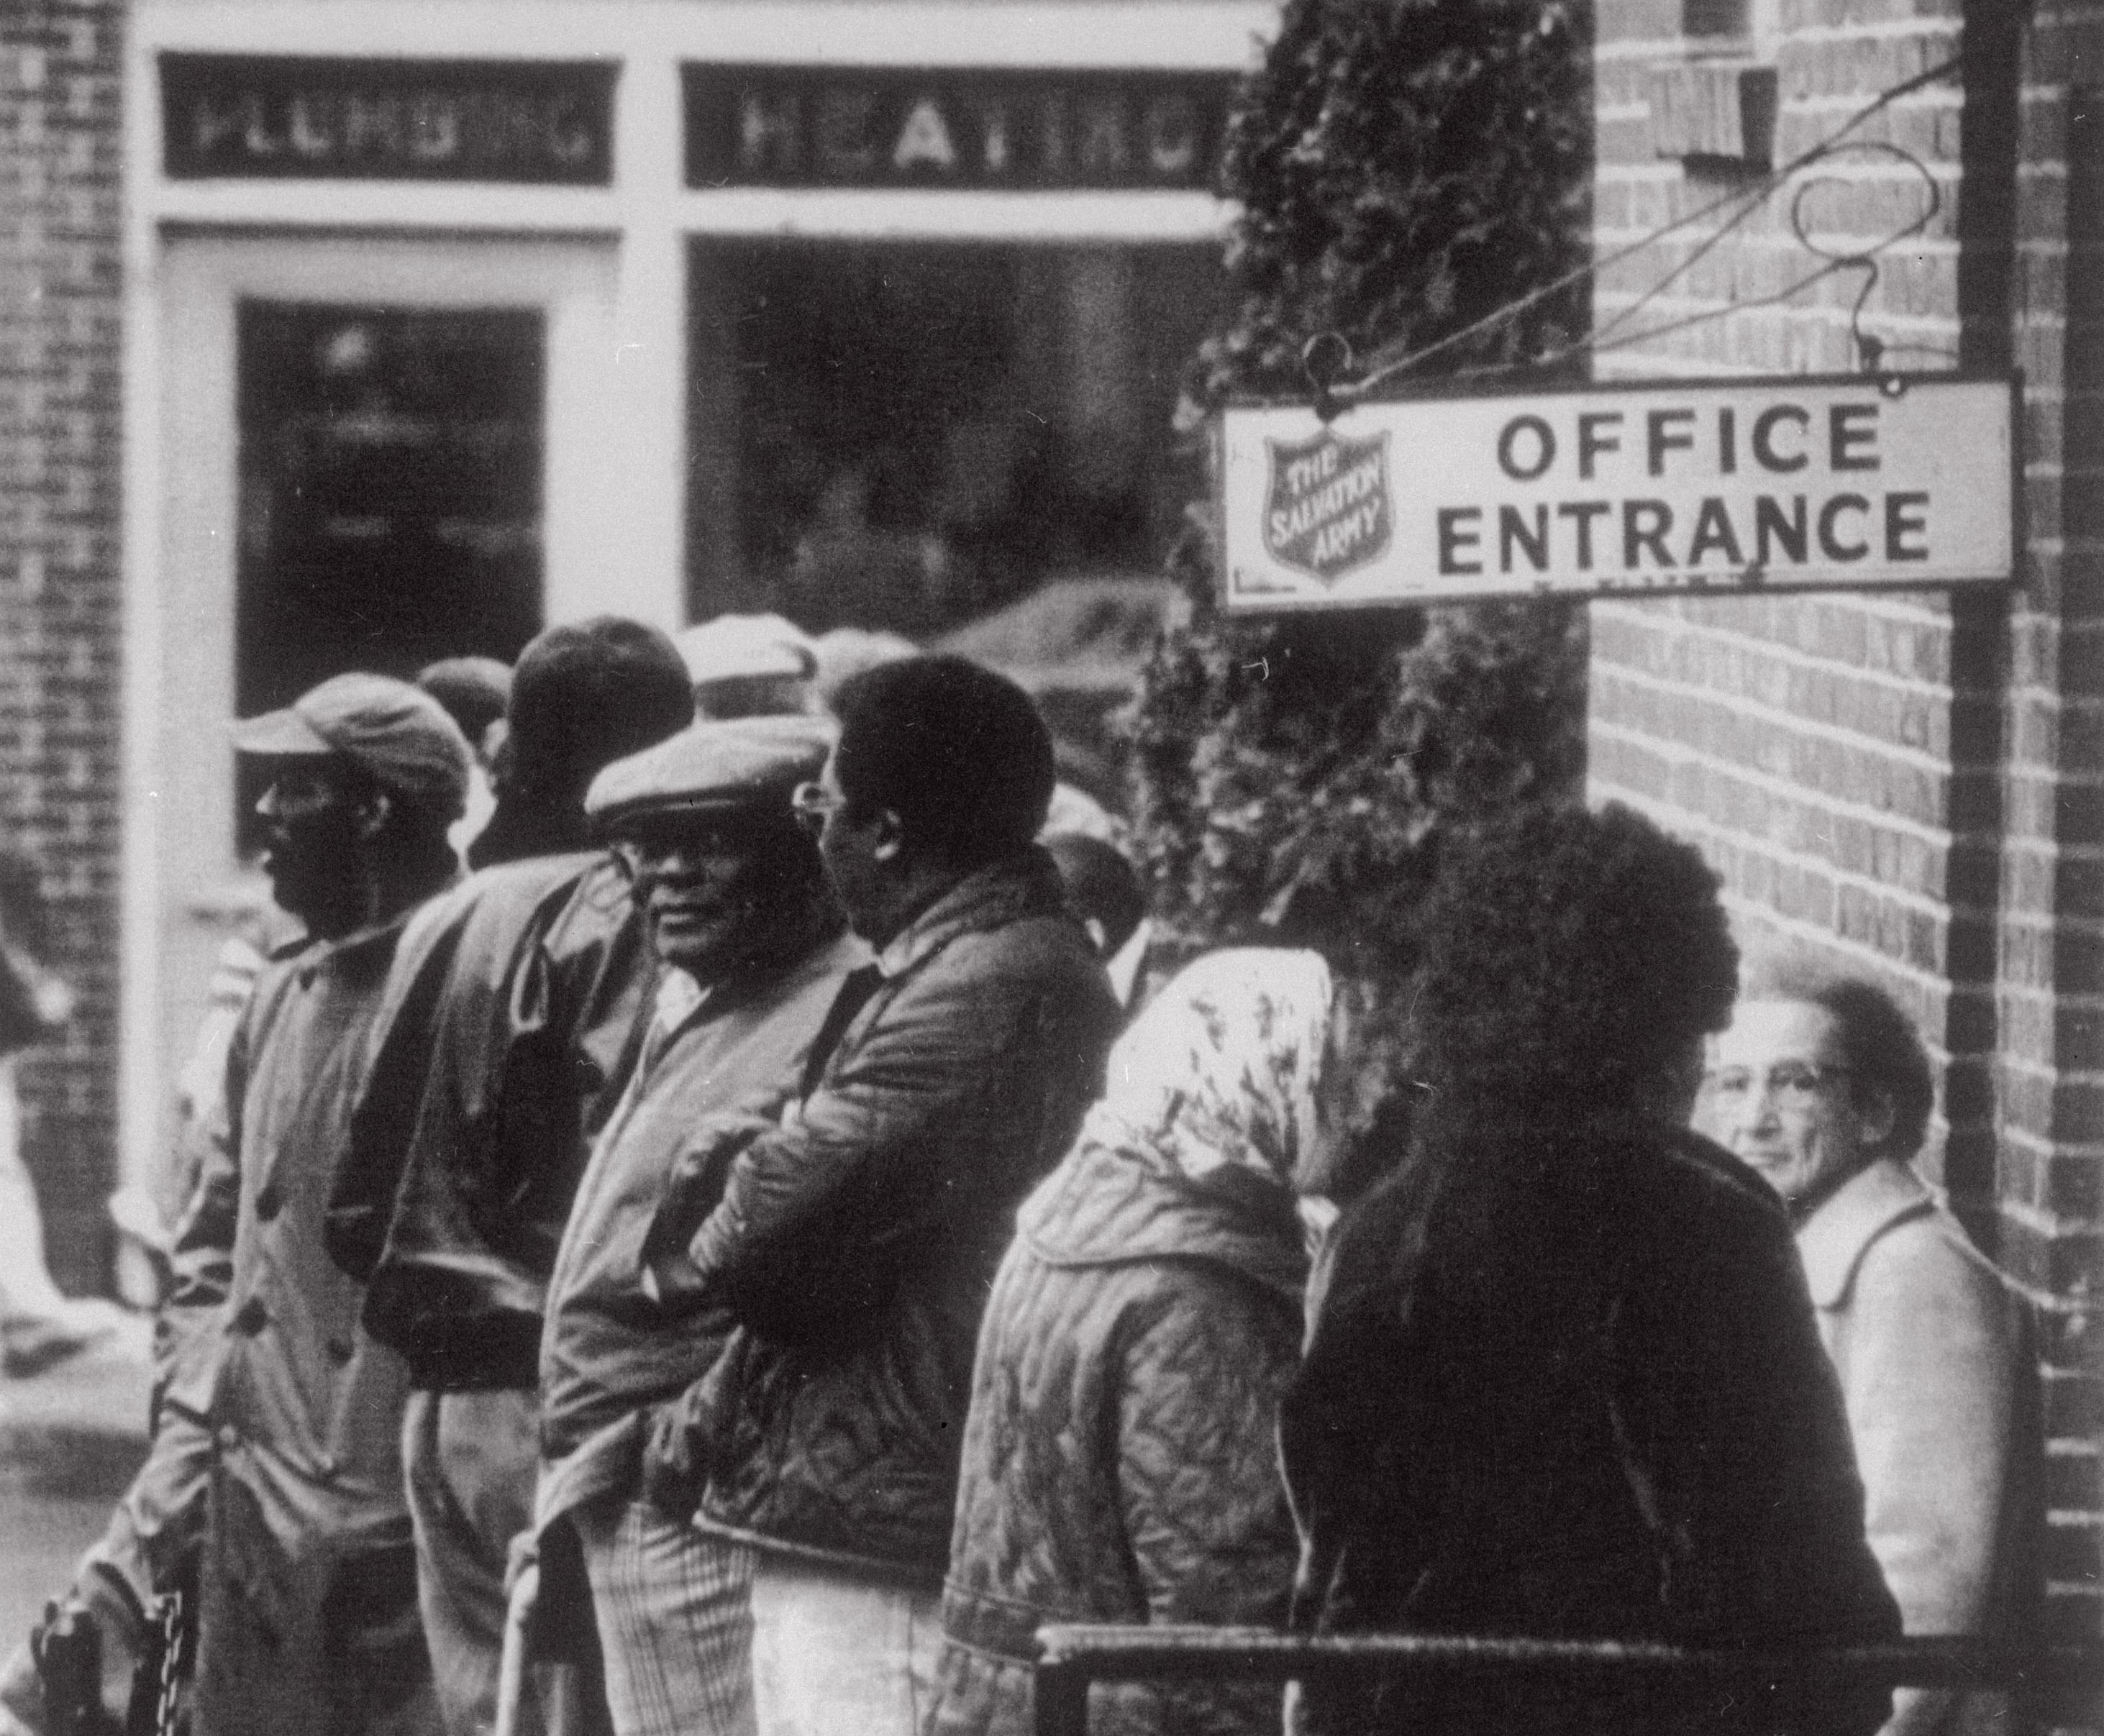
xmin=1702 ymin=998 xmax=1887 ymax=1208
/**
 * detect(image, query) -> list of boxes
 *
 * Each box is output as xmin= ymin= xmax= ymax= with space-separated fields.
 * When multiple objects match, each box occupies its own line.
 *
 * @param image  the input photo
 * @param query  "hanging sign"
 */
xmin=683 ymin=67 xmax=1231 ymax=190
xmin=161 ymin=55 xmax=616 ymax=183
xmin=1216 ymin=375 xmax=2016 ymax=611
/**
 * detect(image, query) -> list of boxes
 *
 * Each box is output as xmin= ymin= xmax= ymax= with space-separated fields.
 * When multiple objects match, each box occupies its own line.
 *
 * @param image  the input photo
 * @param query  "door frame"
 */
xmin=122 ymin=232 xmax=627 ymax=1189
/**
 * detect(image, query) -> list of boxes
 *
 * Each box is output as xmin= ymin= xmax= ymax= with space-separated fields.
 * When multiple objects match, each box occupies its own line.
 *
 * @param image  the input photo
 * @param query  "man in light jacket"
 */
xmin=532 ymin=715 xmax=862 ymax=1736
xmin=1706 ymin=960 xmax=2042 ymax=1736
xmin=176 ymin=674 xmax=474 ymax=1736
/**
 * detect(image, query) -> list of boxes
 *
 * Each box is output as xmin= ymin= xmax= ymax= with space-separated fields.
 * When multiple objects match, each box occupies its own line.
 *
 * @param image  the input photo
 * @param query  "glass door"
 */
xmin=136 ymin=234 xmax=617 ymax=1184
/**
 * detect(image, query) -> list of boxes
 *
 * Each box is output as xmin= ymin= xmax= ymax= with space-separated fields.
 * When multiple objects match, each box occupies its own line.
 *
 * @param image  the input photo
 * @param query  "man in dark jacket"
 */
xmin=532 ymin=715 xmax=863 ymax=1736
xmin=642 ymin=655 xmax=1121 ymax=1735
xmin=327 ymin=620 xmax=693 ymax=1736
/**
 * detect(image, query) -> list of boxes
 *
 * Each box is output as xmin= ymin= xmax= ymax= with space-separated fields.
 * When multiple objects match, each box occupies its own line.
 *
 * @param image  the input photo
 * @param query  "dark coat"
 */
xmin=327 ymin=853 xmax=648 ymax=1390
xmin=928 ymin=1136 xmax=1306 ymax=1736
xmin=1282 ymin=1113 xmax=1902 ymax=1736
xmin=653 ymin=849 xmax=1121 ymax=1581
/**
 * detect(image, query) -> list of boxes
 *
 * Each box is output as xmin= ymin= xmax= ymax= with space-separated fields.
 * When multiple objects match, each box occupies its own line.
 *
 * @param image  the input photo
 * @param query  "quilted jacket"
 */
xmin=926 ymin=1135 xmax=1306 ymax=1736
xmin=1282 ymin=1112 xmax=1901 ymax=1736
xmin=655 ymin=849 xmax=1121 ymax=1581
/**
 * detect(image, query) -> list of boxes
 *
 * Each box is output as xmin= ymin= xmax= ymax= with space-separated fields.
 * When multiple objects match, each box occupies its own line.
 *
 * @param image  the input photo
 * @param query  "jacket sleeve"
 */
xmin=1617 ymin=1164 xmax=1901 ymax=1736
xmin=156 ymin=1000 xmax=249 ymax=1430
xmin=1114 ymin=1271 xmax=1300 ymax=1736
xmin=1839 ymin=1227 xmax=2017 ymax=1736
xmin=677 ymin=946 xmax=1097 ymax=1334
xmin=324 ymin=903 xmax=463 ymax=1283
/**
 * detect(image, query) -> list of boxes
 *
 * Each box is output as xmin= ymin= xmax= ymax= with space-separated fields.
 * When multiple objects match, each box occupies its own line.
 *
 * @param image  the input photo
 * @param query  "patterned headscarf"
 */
xmin=1084 ymin=948 xmax=1335 ymax=1192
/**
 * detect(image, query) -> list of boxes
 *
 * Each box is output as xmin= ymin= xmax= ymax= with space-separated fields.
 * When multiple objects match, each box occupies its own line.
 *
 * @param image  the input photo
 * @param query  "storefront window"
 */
xmin=234 ymin=302 xmax=544 ymax=846
xmin=687 ymin=240 xmax=1222 ymax=637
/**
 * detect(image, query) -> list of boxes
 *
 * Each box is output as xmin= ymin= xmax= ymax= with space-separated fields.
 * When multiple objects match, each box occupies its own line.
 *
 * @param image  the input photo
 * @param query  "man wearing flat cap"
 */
xmin=520 ymin=714 xmax=862 ymax=1736
xmin=327 ymin=620 xmax=693 ymax=1736
xmin=162 ymin=672 xmax=473 ymax=1736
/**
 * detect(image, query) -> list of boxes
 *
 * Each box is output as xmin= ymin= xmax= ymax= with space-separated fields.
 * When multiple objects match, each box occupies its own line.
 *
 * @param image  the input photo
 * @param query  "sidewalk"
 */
xmin=0 ymin=1317 xmax=152 ymax=1648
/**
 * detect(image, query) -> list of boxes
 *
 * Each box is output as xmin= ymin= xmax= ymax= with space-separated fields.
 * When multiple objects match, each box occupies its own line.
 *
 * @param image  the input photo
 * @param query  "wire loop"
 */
xmin=1310 ymin=51 xmax=1964 ymax=404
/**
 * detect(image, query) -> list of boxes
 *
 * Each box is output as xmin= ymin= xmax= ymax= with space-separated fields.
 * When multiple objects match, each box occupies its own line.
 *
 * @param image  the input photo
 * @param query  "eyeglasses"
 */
xmin=791 ymin=782 xmax=842 ymax=836
xmin=1704 ymin=1061 xmax=1852 ymax=1113
xmin=609 ymin=817 xmax=760 ymax=877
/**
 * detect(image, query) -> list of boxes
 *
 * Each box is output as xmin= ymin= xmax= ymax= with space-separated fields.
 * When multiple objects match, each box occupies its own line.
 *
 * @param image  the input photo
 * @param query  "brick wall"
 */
xmin=0 ymin=0 xmax=124 ymax=1295
xmin=1590 ymin=0 xmax=2100 ymax=1676
xmin=2016 ymin=3 xmax=2104 ymax=1660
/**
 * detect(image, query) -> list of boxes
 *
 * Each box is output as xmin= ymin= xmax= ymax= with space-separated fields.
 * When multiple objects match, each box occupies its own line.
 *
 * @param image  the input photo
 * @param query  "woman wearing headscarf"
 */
xmin=924 ymin=949 xmax=1340 ymax=1736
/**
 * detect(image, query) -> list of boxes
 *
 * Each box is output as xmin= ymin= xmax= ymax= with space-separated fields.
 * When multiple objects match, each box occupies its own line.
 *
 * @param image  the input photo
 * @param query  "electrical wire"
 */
xmin=1544 ymin=139 xmax=1944 ymax=372
xmin=1313 ymin=46 xmax=1967 ymax=404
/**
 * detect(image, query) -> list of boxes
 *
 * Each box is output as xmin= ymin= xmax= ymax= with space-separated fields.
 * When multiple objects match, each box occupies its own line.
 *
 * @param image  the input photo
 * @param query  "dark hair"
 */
xmin=506 ymin=618 xmax=693 ymax=795
xmin=1413 ymin=803 xmax=1739 ymax=1116
xmin=1741 ymin=954 xmax=1936 ymax=1161
xmin=1044 ymin=833 xmax=1145 ymax=956
xmin=416 ymin=656 xmax=513 ymax=747
xmin=830 ymin=655 xmax=1055 ymax=869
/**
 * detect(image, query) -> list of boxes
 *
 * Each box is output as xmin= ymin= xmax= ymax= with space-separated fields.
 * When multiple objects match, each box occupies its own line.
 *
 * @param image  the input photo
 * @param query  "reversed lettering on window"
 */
xmin=683 ymin=67 xmax=1230 ymax=191
xmin=162 ymin=55 xmax=615 ymax=184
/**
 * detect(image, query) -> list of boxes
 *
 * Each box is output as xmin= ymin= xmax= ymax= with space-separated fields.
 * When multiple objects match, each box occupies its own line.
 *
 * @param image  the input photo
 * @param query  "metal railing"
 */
xmin=1032 ymin=1627 xmax=2104 ymax=1736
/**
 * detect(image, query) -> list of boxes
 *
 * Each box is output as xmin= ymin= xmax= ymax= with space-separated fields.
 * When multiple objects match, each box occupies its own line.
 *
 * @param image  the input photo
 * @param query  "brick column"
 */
xmin=2009 ymin=6 xmax=2104 ymax=1649
xmin=1588 ymin=0 xmax=2100 ymax=1669
xmin=0 ymin=0 xmax=124 ymax=1294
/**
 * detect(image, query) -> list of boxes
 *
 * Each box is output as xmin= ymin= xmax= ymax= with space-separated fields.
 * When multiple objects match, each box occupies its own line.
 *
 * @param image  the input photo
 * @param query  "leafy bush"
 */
xmin=1192 ymin=0 xmax=1592 ymax=408
xmin=1129 ymin=0 xmax=1593 ymax=1095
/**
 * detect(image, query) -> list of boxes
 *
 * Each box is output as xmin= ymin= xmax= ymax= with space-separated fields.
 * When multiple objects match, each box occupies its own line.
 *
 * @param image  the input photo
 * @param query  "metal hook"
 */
xmin=1301 ymin=332 xmax=1354 ymax=422
xmin=1786 ymin=141 xmax=1939 ymax=382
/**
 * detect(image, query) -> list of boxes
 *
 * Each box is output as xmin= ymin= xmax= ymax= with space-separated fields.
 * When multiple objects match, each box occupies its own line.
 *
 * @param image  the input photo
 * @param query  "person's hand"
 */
xmin=639 ymin=1388 xmax=714 ymax=1517
xmin=658 ymin=1116 xmax=772 ymax=1232
xmin=638 ymin=1115 xmax=773 ymax=1303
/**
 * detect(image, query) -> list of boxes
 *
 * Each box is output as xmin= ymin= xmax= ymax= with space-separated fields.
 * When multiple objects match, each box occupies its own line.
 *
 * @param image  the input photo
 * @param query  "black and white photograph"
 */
xmin=0 ymin=3 xmax=2098 ymax=1736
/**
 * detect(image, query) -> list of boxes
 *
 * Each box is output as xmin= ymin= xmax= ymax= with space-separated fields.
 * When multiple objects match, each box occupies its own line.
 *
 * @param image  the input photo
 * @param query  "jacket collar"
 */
xmin=290 ymin=903 xmax=426 ymax=987
xmin=1020 ymin=1137 xmax=1310 ymax=1305
xmin=873 ymin=846 xmax=1067 ymax=980
xmin=1796 ymin=1156 xmax=1935 ymax=1308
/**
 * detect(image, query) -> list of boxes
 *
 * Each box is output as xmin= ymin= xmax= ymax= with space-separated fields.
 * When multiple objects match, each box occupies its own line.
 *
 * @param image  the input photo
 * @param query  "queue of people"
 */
xmin=0 ymin=620 xmax=2044 ymax=1736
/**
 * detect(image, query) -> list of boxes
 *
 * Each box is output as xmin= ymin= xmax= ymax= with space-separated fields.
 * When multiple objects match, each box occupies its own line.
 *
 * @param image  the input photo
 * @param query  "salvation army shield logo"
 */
xmin=1262 ymin=429 xmax=1393 ymax=583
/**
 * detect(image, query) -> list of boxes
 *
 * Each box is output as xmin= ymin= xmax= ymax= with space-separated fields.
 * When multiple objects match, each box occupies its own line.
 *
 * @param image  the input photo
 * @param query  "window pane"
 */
xmin=234 ymin=301 xmax=544 ymax=847
xmin=687 ymin=239 xmax=1223 ymax=637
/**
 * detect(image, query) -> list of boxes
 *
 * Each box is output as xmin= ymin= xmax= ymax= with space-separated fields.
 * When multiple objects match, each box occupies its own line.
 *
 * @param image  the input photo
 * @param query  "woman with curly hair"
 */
xmin=1282 ymin=804 xmax=1900 ymax=1736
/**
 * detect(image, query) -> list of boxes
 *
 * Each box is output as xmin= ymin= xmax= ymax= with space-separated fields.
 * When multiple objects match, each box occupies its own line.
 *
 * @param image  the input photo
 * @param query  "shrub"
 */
xmin=1128 ymin=0 xmax=1594 ymax=1138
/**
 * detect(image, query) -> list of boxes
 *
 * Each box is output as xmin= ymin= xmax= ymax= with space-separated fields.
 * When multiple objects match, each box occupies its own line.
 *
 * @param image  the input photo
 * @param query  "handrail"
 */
xmin=1031 ymin=1627 xmax=2104 ymax=1736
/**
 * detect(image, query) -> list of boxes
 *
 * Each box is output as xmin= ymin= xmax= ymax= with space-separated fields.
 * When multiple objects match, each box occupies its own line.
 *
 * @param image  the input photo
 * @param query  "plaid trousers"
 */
xmin=570 ymin=1499 xmax=757 ymax=1736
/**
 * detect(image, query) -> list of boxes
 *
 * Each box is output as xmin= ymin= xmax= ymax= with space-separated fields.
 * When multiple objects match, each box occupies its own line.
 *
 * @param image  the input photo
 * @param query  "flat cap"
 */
xmin=232 ymin=671 xmax=473 ymax=821
xmin=676 ymin=613 xmax=819 ymax=687
xmin=586 ymin=714 xmax=835 ymax=829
